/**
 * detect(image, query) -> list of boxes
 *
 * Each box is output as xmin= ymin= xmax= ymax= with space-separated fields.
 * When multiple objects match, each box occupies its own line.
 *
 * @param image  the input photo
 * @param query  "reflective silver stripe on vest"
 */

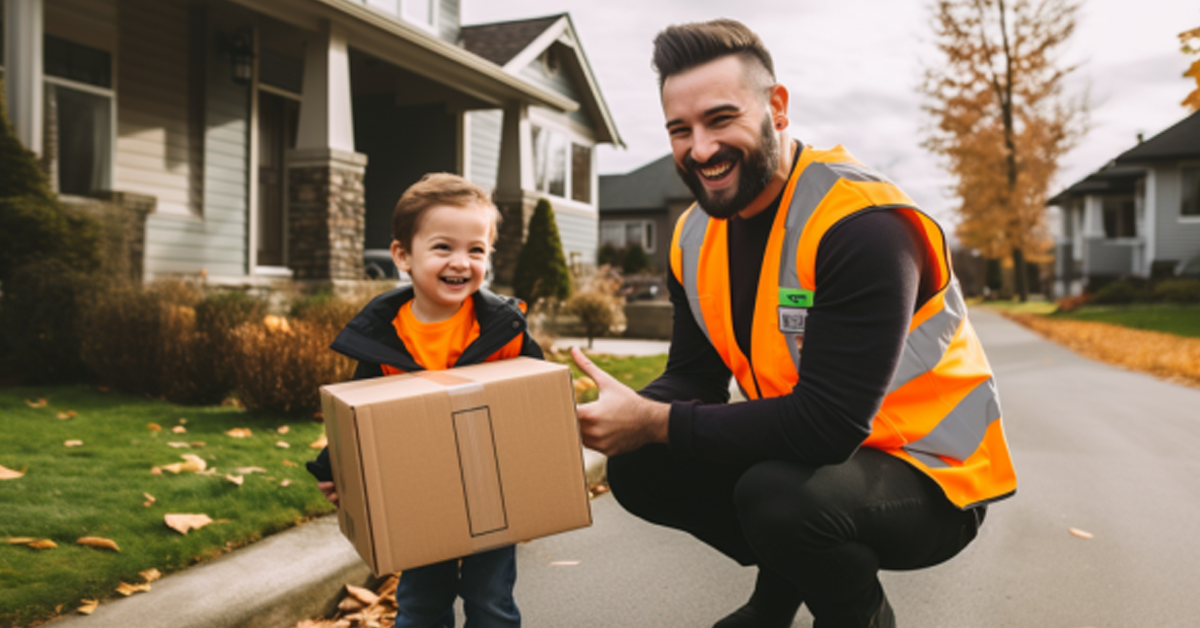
xmin=823 ymin=161 xmax=892 ymax=183
xmin=902 ymin=376 xmax=1002 ymax=467
xmin=887 ymin=281 xmax=967 ymax=394
xmin=678 ymin=207 xmax=713 ymax=343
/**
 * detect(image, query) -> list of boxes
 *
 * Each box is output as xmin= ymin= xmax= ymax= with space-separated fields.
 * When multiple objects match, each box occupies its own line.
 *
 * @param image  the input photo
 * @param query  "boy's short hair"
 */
xmin=392 ymin=173 xmax=501 ymax=250
xmin=652 ymin=19 xmax=775 ymax=90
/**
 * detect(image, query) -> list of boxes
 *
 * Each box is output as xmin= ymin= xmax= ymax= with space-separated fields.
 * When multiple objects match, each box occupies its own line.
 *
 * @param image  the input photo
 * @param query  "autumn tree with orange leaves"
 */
xmin=1183 ymin=25 xmax=1200 ymax=111
xmin=921 ymin=0 xmax=1087 ymax=301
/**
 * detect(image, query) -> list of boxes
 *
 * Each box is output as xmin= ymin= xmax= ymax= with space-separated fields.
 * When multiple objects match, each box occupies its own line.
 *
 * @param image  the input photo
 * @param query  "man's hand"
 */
xmin=571 ymin=347 xmax=670 ymax=456
xmin=318 ymin=481 xmax=339 ymax=507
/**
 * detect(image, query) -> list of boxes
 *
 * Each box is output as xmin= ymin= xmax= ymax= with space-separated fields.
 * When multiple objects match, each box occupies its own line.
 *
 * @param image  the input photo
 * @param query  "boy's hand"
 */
xmin=571 ymin=347 xmax=670 ymax=456
xmin=318 ymin=481 xmax=339 ymax=507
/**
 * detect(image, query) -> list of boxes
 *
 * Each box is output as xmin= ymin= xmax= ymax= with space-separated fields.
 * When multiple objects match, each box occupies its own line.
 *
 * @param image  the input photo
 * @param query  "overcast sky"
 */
xmin=462 ymin=0 xmax=1199 ymax=226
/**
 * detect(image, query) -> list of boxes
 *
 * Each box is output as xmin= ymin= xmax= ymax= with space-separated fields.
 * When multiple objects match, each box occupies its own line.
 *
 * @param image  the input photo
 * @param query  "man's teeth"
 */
xmin=700 ymin=162 xmax=733 ymax=179
xmin=442 ymin=277 xmax=468 ymax=284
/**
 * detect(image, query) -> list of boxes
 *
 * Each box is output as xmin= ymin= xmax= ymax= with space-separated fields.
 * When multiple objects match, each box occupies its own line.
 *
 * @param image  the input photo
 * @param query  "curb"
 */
xmin=47 ymin=449 xmax=610 ymax=628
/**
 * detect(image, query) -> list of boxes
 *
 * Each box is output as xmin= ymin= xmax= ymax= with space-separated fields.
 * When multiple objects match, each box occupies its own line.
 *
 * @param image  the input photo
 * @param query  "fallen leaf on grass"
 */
xmin=167 ymin=442 xmax=191 ymax=448
xmin=140 ymin=568 xmax=161 ymax=583
xmin=77 ymin=537 xmax=121 ymax=552
xmin=160 ymin=454 xmax=207 ymax=474
xmin=64 ymin=440 xmax=83 ymax=447
xmin=225 ymin=428 xmax=253 ymax=438
xmin=281 ymin=460 xmax=298 ymax=467
xmin=190 ymin=441 xmax=206 ymax=447
xmin=28 ymin=539 xmax=58 ymax=549
xmin=116 ymin=582 xmax=151 ymax=596
xmin=221 ymin=397 xmax=245 ymax=409
xmin=57 ymin=410 xmax=77 ymax=420
xmin=0 ymin=464 xmax=26 ymax=480
xmin=178 ymin=418 xmax=187 ymax=424
xmin=234 ymin=466 xmax=267 ymax=474
xmin=77 ymin=599 xmax=99 ymax=615
xmin=7 ymin=537 xmax=37 ymax=544
xmin=1069 ymin=527 xmax=1094 ymax=540
xmin=150 ymin=467 xmax=162 ymax=475
xmin=276 ymin=441 xmax=290 ymax=449
xmin=164 ymin=513 xmax=214 ymax=535
xmin=310 ymin=435 xmax=328 ymax=449
xmin=25 ymin=398 xmax=48 ymax=408
xmin=280 ymin=480 xmax=291 ymax=487
xmin=147 ymin=423 xmax=162 ymax=432
xmin=143 ymin=492 xmax=156 ymax=507
xmin=171 ymin=426 xmax=187 ymax=434
xmin=223 ymin=474 xmax=244 ymax=486
xmin=278 ymin=425 xmax=291 ymax=434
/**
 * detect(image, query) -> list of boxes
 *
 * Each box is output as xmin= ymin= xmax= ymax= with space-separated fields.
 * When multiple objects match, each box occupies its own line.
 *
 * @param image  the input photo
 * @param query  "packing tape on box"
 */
xmin=416 ymin=371 xmax=509 ymax=537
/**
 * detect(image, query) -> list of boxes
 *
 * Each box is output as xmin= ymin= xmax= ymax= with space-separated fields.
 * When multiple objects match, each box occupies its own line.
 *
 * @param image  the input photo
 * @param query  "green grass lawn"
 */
xmin=553 ymin=351 xmax=669 ymax=403
xmin=0 ymin=385 xmax=334 ymax=628
xmin=1048 ymin=303 xmax=1200 ymax=339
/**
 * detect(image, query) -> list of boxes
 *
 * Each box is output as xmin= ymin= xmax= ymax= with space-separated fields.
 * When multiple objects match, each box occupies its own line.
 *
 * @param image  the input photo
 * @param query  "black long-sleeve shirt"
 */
xmin=641 ymin=198 xmax=938 ymax=468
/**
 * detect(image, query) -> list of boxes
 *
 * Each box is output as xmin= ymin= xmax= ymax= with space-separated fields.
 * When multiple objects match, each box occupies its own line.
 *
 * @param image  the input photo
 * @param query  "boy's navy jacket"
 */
xmin=306 ymin=286 xmax=543 ymax=483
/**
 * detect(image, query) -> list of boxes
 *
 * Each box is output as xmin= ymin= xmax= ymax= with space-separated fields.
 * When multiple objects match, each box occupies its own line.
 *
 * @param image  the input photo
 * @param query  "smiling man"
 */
xmin=570 ymin=19 xmax=1016 ymax=628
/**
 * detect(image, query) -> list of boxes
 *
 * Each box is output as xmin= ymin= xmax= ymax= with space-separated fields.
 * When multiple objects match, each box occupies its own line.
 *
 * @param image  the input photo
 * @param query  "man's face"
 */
xmin=662 ymin=55 xmax=780 ymax=219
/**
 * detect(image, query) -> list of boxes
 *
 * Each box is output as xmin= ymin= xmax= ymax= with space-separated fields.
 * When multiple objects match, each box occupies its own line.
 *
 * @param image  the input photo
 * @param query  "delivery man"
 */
xmin=569 ymin=18 xmax=1016 ymax=628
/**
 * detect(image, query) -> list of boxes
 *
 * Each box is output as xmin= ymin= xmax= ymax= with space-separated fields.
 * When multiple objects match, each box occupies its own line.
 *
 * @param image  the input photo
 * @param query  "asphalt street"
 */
xmin=502 ymin=308 xmax=1200 ymax=627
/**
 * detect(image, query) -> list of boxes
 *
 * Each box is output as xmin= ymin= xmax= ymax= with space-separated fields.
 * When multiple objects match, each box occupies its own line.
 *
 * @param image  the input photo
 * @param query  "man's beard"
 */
xmin=676 ymin=115 xmax=779 ymax=220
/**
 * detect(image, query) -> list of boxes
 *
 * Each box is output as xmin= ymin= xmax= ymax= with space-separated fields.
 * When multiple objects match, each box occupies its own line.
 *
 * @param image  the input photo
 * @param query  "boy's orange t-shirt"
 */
xmin=388 ymin=297 xmax=523 ymax=372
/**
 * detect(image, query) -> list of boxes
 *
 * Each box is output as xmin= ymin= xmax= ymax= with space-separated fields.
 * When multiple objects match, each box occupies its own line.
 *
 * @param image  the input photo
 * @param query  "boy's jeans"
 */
xmin=392 ymin=545 xmax=520 ymax=628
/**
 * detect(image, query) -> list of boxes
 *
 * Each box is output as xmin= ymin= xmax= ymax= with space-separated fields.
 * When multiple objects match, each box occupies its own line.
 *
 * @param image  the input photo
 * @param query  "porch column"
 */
xmin=5 ymin=0 xmax=44 ymax=156
xmin=492 ymin=103 xmax=534 ymax=286
xmin=287 ymin=20 xmax=367 ymax=282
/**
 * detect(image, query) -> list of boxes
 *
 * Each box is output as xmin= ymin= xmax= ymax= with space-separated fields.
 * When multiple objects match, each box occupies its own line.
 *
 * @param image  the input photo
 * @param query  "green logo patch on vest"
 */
xmin=778 ymin=288 xmax=814 ymax=308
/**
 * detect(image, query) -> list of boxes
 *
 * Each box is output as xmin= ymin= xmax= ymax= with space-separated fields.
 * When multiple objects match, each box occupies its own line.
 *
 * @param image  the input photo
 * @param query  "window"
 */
xmin=1183 ymin=167 xmax=1200 ymax=217
xmin=532 ymin=123 xmax=593 ymax=204
xmin=1102 ymin=196 xmax=1136 ymax=239
xmin=44 ymin=35 xmax=114 ymax=196
xmin=403 ymin=0 xmax=435 ymax=28
xmin=600 ymin=220 xmax=655 ymax=253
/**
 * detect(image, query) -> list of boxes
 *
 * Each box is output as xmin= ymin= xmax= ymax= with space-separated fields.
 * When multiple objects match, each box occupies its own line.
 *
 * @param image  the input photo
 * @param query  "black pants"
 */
xmin=607 ymin=445 xmax=983 ymax=625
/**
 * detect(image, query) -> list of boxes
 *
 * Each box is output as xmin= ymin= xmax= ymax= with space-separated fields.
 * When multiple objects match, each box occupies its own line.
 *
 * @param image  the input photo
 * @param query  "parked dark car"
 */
xmin=363 ymin=249 xmax=408 ymax=283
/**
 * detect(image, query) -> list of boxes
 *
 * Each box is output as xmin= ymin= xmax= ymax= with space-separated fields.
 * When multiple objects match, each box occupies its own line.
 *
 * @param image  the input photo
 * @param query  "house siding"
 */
xmin=466 ymin=109 xmax=502 ymax=191
xmin=517 ymin=54 xmax=590 ymax=128
xmin=1153 ymin=164 xmax=1200 ymax=263
xmin=438 ymin=0 xmax=459 ymax=44
xmin=140 ymin=5 xmax=250 ymax=279
xmin=553 ymin=204 xmax=597 ymax=269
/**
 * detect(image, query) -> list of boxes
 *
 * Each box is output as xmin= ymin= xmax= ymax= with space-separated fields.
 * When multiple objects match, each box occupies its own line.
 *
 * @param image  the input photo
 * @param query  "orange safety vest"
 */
xmin=669 ymin=145 xmax=1016 ymax=509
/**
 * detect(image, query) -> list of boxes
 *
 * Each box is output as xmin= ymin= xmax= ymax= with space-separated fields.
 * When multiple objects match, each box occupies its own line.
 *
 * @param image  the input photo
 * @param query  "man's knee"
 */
xmin=733 ymin=460 xmax=834 ymax=551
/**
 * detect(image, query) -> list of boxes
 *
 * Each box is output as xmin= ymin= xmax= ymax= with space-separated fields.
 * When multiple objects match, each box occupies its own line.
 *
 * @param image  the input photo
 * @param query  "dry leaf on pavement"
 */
xmin=346 ymin=583 xmax=380 ymax=606
xmin=77 ymin=599 xmax=99 ymax=615
xmin=25 ymin=398 xmax=48 ymax=408
xmin=77 ymin=537 xmax=121 ymax=552
xmin=0 ymin=464 xmax=26 ymax=480
xmin=64 ymin=440 xmax=83 ymax=447
xmin=310 ymin=434 xmax=328 ymax=449
xmin=116 ymin=582 xmax=151 ymax=596
xmin=143 ymin=492 xmax=156 ymax=507
xmin=225 ymin=428 xmax=253 ymax=438
xmin=164 ymin=513 xmax=214 ymax=535
xmin=550 ymin=560 xmax=581 ymax=566
xmin=140 ymin=568 xmax=162 ymax=583
xmin=276 ymin=441 xmax=290 ymax=449
xmin=1069 ymin=527 xmax=1094 ymax=539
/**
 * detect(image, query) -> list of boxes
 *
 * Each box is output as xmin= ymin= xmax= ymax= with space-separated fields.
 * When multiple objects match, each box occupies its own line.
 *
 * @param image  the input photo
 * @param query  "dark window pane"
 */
xmin=44 ymin=34 xmax=112 ymax=88
xmin=572 ymin=143 xmax=591 ymax=203
xmin=54 ymin=85 xmax=111 ymax=195
xmin=1183 ymin=168 xmax=1200 ymax=217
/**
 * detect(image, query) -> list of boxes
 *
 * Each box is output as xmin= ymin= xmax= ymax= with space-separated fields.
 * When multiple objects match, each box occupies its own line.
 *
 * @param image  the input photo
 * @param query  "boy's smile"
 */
xmin=391 ymin=203 xmax=493 ymax=323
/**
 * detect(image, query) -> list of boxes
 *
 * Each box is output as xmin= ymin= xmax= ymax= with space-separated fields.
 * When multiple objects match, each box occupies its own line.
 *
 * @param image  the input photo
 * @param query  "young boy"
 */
xmin=307 ymin=173 xmax=541 ymax=628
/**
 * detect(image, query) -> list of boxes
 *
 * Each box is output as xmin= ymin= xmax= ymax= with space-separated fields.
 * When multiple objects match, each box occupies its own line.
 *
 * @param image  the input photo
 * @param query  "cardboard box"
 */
xmin=320 ymin=357 xmax=592 ymax=575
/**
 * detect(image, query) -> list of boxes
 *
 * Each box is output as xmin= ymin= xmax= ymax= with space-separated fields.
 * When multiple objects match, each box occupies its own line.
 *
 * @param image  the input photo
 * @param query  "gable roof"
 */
xmin=600 ymin=154 xmax=694 ymax=212
xmin=459 ymin=15 xmax=564 ymax=67
xmin=1115 ymin=109 xmax=1200 ymax=164
xmin=1047 ymin=163 xmax=1144 ymax=205
xmin=460 ymin=14 xmax=623 ymax=147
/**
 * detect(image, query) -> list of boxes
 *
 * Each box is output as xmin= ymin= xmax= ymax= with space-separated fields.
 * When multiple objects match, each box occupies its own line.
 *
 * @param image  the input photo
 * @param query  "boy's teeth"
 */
xmin=443 ymin=277 xmax=467 ymax=284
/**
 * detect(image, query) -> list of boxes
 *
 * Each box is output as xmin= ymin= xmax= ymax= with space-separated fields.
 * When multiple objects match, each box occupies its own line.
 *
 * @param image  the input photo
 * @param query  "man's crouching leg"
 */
xmin=733 ymin=448 xmax=984 ymax=628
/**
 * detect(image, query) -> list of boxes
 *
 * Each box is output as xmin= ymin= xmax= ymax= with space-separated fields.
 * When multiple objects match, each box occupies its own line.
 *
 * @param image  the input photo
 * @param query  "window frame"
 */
xmin=1181 ymin=163 xmax=1200 ymax=222
xmin=600 ymin=219 xmax=656 ymax=254
xmin=529 ymin=117 xmax=596 ymax=208
xmin=43 ymin=73 xmax=116 ymax=199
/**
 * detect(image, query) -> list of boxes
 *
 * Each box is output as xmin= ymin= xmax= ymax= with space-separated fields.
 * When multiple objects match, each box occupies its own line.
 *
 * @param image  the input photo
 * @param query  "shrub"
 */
xmin=1153 ymin=278 xmax=1200 ymax=304
xmin=289 ymin=291 xmax=365 ymax=329
xmin=597 ymin=242 xmax=623 ymax=268
xmin=0 ymin=259 xmax=94 ymax=383
xmin=513 ymin=198 xmax=572 ymax=305
xmin=565 ymin=265 xmax=626 ymax=349
xmin=1092 ymin=281 xmax=1138 ymax=305
xmin=187 ymin=290 xmax=269 ymax=404
xmin=230 ymin=317 xmax=355 ymax=414
xmin=622 ymin=244 xmax=651 ymax=275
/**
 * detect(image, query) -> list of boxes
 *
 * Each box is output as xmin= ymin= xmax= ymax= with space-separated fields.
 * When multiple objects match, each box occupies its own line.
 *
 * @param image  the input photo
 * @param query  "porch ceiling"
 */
xmin=226 ymin=0 xmax=580 ymax=113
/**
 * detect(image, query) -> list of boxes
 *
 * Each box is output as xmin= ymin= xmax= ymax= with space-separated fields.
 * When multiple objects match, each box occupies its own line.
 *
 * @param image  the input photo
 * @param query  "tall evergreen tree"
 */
xmin=512 ymin=198 xmax=572 ymax=304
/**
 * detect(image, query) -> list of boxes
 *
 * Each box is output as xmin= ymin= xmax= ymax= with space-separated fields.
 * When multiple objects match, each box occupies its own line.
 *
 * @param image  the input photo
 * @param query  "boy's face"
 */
xmin=391 ymin=203 xmax=493 ymax=323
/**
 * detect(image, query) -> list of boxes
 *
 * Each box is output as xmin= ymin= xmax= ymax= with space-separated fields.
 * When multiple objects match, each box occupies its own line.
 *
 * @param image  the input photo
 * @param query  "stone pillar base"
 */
xmin=287 ymin=149 xmax=368 ymax=281
xmin=492 ymin=193 xmax=538 ymax=288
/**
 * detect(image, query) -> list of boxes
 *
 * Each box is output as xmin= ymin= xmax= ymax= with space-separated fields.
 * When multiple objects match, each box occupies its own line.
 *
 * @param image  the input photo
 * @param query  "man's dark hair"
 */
xmin=652 ymin=19 xmax=775 ymax=88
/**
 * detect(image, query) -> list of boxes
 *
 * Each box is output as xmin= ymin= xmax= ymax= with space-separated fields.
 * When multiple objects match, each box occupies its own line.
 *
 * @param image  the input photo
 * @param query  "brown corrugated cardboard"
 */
xmin=320 ymin=357 xmax=592 ymax=575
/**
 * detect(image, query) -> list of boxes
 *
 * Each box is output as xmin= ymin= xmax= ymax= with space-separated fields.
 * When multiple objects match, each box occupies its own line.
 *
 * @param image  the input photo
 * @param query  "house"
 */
xmin=1 ymin=0 xmax=620 ymax=289
xmin=1048 ymin=109 xmax=1200 ymax=295
xmin=597 ymin=154 xmax=693 ymax=274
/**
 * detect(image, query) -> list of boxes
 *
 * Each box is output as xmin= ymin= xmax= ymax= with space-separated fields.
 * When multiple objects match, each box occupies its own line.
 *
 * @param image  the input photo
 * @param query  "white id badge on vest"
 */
xmin=777 ymin=306 xmax=807 ymax=334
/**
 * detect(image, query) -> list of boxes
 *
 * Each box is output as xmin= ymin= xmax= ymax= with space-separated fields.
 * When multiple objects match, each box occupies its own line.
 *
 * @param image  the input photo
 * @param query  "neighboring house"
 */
xmin=597 ymin=154 xmax=693 ymax=274
xmin=1 ymin=0 xmax=620 ymax=289
xmin=1048 ymin=110 xmax=1200 ymax=296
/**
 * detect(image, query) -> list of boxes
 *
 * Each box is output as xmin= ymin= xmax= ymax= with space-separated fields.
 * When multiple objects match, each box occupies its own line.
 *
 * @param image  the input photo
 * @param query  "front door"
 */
xmin=257 ymin=91 xmax=298 ymax=268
